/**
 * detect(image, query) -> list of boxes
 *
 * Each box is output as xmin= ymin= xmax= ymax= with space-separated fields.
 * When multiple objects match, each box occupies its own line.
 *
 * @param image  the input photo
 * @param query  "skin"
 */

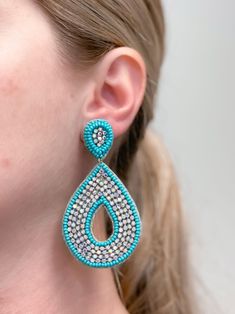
xmin=0 ymin=1 xmax=146 ymax=313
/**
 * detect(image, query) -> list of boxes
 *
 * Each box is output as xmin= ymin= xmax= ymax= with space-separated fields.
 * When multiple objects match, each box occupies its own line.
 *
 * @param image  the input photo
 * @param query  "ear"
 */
xmin=81 ymin=47 xmax=147 ymax=138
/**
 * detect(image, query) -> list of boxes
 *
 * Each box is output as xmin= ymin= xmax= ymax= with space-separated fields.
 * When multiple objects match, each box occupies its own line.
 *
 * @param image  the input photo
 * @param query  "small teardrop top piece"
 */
xmin=83 ymin=119 xmax=114 ymax=160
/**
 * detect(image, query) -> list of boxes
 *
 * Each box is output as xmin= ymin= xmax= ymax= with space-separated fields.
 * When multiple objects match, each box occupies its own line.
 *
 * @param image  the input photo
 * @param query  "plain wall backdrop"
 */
xmin=151 ymin=1 xmax=235 ymax=313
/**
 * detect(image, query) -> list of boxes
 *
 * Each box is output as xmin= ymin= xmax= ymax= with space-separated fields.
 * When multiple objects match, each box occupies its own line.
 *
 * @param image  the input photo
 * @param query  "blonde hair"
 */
xmin=38 ymin=1 xmax=194 ymax=313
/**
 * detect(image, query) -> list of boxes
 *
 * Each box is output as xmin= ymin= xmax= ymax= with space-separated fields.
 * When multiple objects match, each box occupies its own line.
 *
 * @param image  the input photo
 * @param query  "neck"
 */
xmin=0 ymin=194 xmax=127 ymax=313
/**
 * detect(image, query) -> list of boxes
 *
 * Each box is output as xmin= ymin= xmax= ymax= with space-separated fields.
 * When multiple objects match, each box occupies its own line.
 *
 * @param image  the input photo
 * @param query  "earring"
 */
xmin=62 ymin=119 xmax=142 ymax=268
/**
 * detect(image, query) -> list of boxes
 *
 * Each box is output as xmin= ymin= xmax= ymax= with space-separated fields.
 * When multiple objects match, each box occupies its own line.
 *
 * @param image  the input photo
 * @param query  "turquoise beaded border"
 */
xmin=62 ymin=162 xmax=142 ymax=268
xmin=83 ymin=119 xmax=114 ymax=160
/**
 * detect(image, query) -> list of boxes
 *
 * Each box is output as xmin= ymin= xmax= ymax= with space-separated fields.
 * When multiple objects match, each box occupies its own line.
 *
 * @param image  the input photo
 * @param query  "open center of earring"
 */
xmin=91 ymin=204 xmax=114 ymax=241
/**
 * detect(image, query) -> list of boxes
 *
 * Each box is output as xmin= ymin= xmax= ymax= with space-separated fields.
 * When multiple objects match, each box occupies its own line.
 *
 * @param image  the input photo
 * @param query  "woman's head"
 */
xmin=0 ymin=1 xmax=194 ymax=313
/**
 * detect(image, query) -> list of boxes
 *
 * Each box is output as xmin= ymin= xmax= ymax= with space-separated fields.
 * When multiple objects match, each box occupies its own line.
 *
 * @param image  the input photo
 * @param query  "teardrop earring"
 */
xmin=62 ymin=119 xmax=142 ymax=268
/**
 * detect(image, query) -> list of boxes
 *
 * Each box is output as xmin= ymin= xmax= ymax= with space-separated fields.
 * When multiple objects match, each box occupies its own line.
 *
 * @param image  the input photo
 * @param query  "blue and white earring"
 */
xmin=62 ymin=119 xmax=142 ymax=268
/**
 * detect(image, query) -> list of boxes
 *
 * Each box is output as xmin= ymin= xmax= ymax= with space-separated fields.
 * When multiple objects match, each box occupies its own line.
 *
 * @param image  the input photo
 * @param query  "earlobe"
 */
xmin=83 ymin=47 xmax=147 ymax=138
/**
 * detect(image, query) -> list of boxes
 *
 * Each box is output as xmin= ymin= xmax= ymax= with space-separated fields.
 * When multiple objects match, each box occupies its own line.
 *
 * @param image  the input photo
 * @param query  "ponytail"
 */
xmin=116 ymin=130 xmax=194 ymax=314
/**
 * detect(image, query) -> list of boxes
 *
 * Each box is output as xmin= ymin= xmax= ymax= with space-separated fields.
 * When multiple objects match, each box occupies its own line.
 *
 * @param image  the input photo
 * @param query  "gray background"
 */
xmin=152 ymin=0 xmax=235 ymax=313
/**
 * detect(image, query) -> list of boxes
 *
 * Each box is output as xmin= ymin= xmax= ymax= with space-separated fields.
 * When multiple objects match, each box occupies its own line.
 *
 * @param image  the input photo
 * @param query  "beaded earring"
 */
xmin=62 ymin=119 xmax=142 ymax=268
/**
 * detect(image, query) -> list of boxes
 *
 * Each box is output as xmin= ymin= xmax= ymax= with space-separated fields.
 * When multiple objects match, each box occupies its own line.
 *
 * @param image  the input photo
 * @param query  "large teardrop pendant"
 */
xmin=62 ymin=119 xmax=142 ymax=268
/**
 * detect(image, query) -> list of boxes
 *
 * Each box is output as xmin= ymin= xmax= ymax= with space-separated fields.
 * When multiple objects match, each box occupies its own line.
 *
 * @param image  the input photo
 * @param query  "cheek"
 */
xmin=0 ymin=44 xmax=77 ymax=216
xmin=0 ymin=54 xmax=54 ymax=149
